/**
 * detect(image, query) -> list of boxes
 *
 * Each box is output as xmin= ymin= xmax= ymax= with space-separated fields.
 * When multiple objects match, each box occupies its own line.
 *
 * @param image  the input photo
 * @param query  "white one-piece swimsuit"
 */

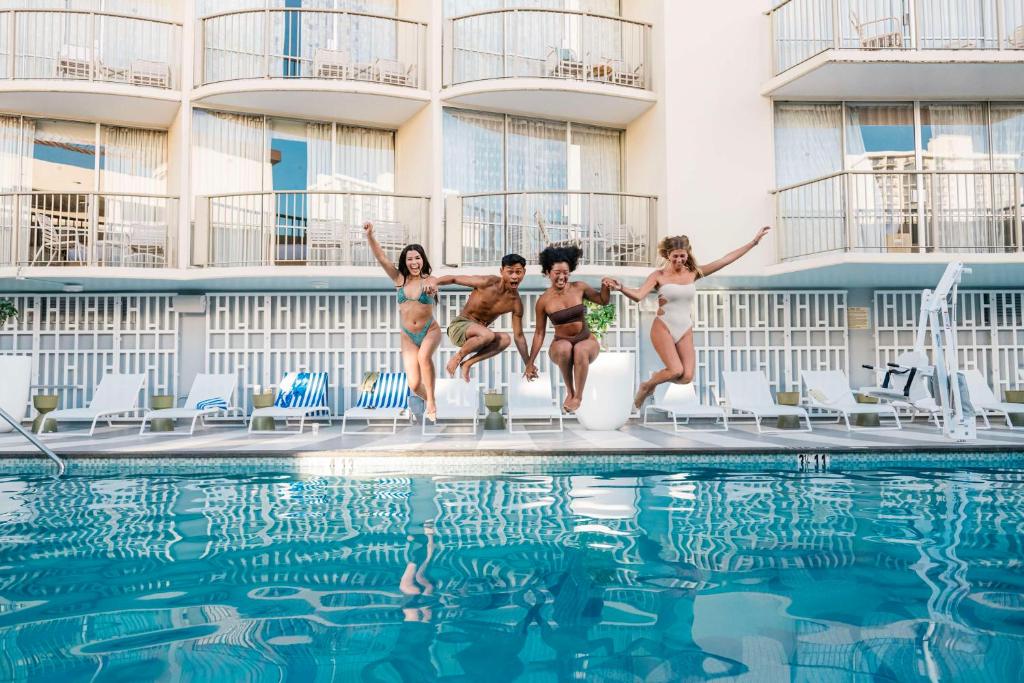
xmin=656 ymin=282 xmax=696 ymax=342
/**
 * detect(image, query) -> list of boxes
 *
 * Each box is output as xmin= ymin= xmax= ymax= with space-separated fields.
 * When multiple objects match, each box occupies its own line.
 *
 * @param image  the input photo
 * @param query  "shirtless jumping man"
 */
xmin=427 ymin=254 xmax=535 ymax=382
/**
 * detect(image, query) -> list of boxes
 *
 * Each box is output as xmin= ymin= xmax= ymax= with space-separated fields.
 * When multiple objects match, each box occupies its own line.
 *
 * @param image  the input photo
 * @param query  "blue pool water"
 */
xmin=1 ymin=457 xmax=1023 ymax=681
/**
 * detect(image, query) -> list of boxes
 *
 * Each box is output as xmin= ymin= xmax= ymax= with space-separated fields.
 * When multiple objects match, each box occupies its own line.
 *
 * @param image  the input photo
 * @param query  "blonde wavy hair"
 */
xmin=658 ymin=235 xmax=702 ymax=277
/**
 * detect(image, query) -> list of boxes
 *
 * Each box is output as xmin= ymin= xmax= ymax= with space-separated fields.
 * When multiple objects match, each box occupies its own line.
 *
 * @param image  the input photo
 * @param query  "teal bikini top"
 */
xmin=396 ymin=282 xmax=434 ymax=305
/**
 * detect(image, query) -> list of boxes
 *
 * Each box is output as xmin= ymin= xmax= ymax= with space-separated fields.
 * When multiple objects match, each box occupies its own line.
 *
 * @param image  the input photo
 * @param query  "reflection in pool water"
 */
xmin=1 ymin=463 xmax=1023 ymax=681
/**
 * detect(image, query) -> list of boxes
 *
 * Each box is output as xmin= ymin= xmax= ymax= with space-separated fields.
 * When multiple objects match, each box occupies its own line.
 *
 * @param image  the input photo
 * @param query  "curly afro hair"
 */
xmin=539 ymin=244 xmax=582 ymax=275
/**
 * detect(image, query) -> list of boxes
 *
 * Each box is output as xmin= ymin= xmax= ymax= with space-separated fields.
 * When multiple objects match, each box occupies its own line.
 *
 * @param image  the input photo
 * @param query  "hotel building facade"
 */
xmin=0 ymin=0 xmax=1021 ymax=414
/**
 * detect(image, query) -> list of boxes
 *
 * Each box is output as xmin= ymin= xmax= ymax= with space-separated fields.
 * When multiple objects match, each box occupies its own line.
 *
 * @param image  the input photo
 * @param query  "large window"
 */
xmin=442 ymin=108 xmax=622 ymax=195
xmin=775 ymin=101 xmax=1024 ymax=186
xmin=443 ymin=0 xmax=619 ymax=17
xmin=191 ymin=109 xmax=395 ymax=199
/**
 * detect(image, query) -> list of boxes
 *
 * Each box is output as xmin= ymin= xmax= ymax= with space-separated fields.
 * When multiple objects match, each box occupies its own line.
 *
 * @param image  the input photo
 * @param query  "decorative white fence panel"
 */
xmin=0 ymin=294 xmax=178 ymax=410
xmin=874 ymin=289 xmax=1024 ymax=396
xmin=206 ymin=291 xmax=641 ymax=415
xmin=692 ymin=291 xmax=849 ymax=404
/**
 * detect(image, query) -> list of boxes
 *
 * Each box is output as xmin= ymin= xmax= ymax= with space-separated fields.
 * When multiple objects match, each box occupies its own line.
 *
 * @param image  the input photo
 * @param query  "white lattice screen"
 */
xmin=206 ymin=291 xmax=641 ymax=413
xmin=692 ymin=291 xmax=848 ymax=402
xmin=0 ymin=294 xmax=178 ymax=410
xmin=875 ymin=290 xmax=1024 ymax=396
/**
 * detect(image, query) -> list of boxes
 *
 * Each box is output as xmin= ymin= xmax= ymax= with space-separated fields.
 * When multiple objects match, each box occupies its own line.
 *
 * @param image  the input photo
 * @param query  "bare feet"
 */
xmin=460 ymin=362 xmax=473 ymax=383
xmin=561 ymin=392 xmax=575 ymax=413
xmin=425 ymin=401 xmax=437 ymax=423
xmin=633 ymin=381 xmax=655 ymax=410
xmin=564 ymin=396 xmax=582 ymax=413
xmin=445 ymin=355 xmax=461 ymax=377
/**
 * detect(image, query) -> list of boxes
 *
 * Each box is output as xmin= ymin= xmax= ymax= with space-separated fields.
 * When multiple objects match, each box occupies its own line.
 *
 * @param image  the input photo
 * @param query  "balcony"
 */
xmin=773 ymin=170 xmax=1023 ymax=261
xmin=195 ymin=191 xmax=429 ymax=269
xmin=0 ymin=9 xmax=181 ymax=126
xmin=442 ymin=9 xmax=655 ymax=126
xmin=195 ymin=9 xmax=428 ymax=126
xmin=445 ymin=191 xmax=657 ymax=268
xmin=766 ymin=0 xmax=1024 ymax=98
xmin=0 ymin=192 xmax=178 ymax=268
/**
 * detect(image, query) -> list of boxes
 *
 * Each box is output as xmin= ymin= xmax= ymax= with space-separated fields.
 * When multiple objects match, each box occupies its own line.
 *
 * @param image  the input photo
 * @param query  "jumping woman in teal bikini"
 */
xmin=364 ymin=222 xmax=440 ymax=422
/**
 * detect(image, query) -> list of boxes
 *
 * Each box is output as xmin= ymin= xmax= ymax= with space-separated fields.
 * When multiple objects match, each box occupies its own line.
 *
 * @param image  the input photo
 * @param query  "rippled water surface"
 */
xmin=2 ymin=459 xmax=1024 ymax=681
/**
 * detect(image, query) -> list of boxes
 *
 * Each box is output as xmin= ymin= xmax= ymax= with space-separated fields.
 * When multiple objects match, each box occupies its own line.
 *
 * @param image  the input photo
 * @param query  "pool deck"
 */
xmin=1 ymin=417 xmax=1022 ymax=458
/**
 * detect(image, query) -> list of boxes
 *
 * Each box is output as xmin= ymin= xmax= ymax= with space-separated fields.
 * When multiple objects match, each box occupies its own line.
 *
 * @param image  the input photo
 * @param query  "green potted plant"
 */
xmin=0 ymin=298 xmax=18 ymax=328
xmin=585 ymin=301 xmax=616 ymax=350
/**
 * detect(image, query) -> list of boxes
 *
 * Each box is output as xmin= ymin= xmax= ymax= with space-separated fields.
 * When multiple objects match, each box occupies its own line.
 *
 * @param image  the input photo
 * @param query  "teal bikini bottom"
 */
xmin=402 ymin=318 xmax=435 ymax=347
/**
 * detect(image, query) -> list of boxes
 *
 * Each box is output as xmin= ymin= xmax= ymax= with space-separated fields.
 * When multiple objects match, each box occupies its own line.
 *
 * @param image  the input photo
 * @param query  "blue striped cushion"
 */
xmin=274 ymin=372 xmax=329 ymax=409
xmin=354 ymin=372 xmax=409 ymax=410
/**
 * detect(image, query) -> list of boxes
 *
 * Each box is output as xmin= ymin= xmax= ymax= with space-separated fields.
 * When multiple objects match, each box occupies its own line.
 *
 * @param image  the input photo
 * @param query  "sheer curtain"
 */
xmin=991 ymin=105 xmax=1024 ymax=171
xmin=571 ymin=123 xmax=622 ymax=257
xmin=443 ymin=109 xmax=504 ymax=195
xmin=0 ymin=116 xmax=32 ymax=265
xmin=101 ymin=126 xmax=168 ymax=253
xmin=507 ymin=116 xmax=566 ymax=252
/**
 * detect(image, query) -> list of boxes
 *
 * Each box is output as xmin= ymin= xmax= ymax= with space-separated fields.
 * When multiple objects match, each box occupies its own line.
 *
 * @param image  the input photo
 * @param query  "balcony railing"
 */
xmin=198 ymin=9 xmax=427 ymax=88
xmin=0 ymin=192 xmax=178 ymax=267
xmin=196 ymin=191 xmax=429 ymax=268
xmin=769 ymin=0 xmax=1024 ymax=75
xmin=772 ymin=170 xmax=1024 ymax=261
xmin=443 ymin=9 xmax=651 ymax=89
xmin=447 ymin=191 xmax=657 ymax=267
xmin=0 ymin=9 xmax=180 ymax=88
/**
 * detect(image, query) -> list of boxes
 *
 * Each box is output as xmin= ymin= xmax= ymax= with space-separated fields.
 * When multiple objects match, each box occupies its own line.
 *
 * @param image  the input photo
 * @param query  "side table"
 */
xmin=250 ymin=391 xmax=277 ymax=431
xmin=32 ymin=394 xmax=59 ymax=434
xmin=484 ymin=390 xmax=506 ymax=430
xmin=150 ymin=394 xmax=175 ymax=432
xmin=775 ymin=391 xmax=801 ymax=429
xmin=1005 ymin=390 xmax=1024 ymax=428
xmin=854 ymin=393 xmax=881 ymax=428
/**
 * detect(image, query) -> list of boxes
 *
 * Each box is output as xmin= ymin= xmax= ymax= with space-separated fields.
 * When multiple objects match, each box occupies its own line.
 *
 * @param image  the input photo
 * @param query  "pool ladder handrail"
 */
xmin=0 ymin=406 xmax=65 ymax=477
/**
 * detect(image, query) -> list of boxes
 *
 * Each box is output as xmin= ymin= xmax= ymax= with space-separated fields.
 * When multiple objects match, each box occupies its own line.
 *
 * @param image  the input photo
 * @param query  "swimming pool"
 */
xmin=1 ymin=455 xmax=1023 ymax=681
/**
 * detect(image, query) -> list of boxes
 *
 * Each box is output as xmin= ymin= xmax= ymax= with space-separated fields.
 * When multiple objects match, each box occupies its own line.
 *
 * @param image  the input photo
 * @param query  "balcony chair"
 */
xmin=129 ymin=59 xmax=172 ymax=88
xmin=849 ymin=10 xmax=904 ymax=49
xmin=313 ymin=48 xmax=354 ymax=79
xmin=307 ymin=220 xmax=349 ymax=266
xmin=351 ymin=219 xmax=406 ymax=265
xmin=545 ymin=47 xmax=583 ymax=79
xmin=126 ymin=223 xmax=167 ymax=267
xmin=31 ymin=213 xmax=83 ymax=266
xmin=594 ymin=57 xmax=643 ymax=87
xmin=371 ymin=58 xmax=414 ymax=86
xmin=57 ymin=44 xmax=95 ymax=79
xmin=1008 ymin=25 xmax=1024 ymax=49
xmin=592 ymin=223 xmax=642 ymax=265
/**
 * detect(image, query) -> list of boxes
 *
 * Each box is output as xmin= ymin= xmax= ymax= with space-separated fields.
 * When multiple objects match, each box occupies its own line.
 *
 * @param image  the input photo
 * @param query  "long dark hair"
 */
xmin=397 ymin=243 xmax=432 ymax=282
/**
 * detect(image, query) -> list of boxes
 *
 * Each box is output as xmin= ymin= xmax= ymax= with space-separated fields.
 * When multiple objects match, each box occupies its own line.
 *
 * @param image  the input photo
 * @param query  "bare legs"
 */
xmin=402 ymin=324 xmax=442 ymax=422
xmin=633 ymin=319 xmax=695 ymax=408
xmin=447 ymin=323 xmax=511 ymax=382
xmin=548 ymin=337 xmax=600 ymax=412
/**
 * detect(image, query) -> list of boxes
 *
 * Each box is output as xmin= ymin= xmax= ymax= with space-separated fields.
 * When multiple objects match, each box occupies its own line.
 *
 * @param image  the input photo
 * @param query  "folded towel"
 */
xmin=360 ymin=371 xmax=379 ymax=393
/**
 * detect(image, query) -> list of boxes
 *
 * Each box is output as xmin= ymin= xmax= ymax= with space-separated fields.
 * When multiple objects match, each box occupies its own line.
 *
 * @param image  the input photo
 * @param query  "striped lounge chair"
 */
xmin=341 ymin=372 xmax=411 ymax=434
xmin=249 ymin=372 xmax=331 ymax=434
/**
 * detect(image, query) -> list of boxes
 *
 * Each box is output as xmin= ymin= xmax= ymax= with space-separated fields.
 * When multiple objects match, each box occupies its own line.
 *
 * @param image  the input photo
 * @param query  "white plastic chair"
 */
xmin=644 ymin=383 xmax=728 ymax=432
xmin=963 ymin=369 xmax=1024 ymax=430
xmin=423 ymin=379 xmax=479 ymax=436
xmin=722 ymin=371 xmax=812 ymax=433
xmin=0 ymin=356 xmax=32 ymax=433
xmin=802 ymin=370 xmax=901 ymax=430
xmin=371 ymin=58 xmax=414 ymax=86
xmin=139 ymin=373 xmax=242 ymax=436
xmin=130 ymin=59 xmax=171 ymax=88
xmin=507 ymin=373 xmax=563 ymax=434
xmin=313 ymin=48 xmax=353 ymax=79
xmin=43 ymin=373 xmax=146 ymax=435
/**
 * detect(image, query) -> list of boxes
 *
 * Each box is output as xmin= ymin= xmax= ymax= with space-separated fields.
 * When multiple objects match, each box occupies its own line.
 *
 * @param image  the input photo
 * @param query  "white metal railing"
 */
xmin=444 ymin=9 xmax=651 ymax=89
xmin=197 ymin=191 xmax=429 ymax=268
xmin=0 ymin=9 xmax=180 ymax=88
xmin=198 ymin=8 xmax=427 ymax=88
xmin=446 ymin=191 xmax=657 ymax=267
xmin=772 ymin=170 xmax=1024 ymax=260
xmin=769 ymin=0 xmax=1024 ymax=75
xmin=0 ymin=192 xmax=178 ymax=267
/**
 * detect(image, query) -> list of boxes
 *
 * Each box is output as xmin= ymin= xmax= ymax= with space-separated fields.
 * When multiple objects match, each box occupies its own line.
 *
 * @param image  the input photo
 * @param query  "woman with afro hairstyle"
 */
xmin=604 ymin=226 xmax=770 ymax=410
xmin=524 ymin=244 xmax=612 ymax=413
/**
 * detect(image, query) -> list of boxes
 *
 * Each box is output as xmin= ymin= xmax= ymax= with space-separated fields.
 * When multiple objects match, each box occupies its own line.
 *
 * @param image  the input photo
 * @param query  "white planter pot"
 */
xmin=0 ymin=356 xmax=32 ymax=433
xmin=575 ymin=351 xmax=634 ymax=431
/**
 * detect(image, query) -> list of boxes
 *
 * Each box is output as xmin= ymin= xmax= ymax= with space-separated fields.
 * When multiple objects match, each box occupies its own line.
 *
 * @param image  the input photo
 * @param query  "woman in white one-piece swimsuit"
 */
xmin=604 ymin=227 xmax=771 ymax=410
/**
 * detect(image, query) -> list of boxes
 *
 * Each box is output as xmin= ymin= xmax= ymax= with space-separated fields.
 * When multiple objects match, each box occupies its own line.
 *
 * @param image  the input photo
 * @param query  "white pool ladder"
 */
xmin=0 ymin=406 xmax=65 ymax=477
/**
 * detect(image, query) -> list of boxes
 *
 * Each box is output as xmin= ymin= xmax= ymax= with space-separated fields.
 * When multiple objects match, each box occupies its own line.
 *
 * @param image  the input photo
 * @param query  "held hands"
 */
xmin=523 ymin=363 xmax=539 ymax=381
xmin=752 ymin=226 xmax=771 ymax=245
xmin=601 ymin=277 xmax=622 ymax=291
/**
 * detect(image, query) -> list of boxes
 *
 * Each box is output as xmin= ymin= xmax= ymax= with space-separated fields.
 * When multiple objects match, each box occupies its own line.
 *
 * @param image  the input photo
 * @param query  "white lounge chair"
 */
xmin=423 ymin=379 xmax=479 ymax=436
xmin=0 ymin=356 xmax=32 ymax=433
xmin=342 ymin=371 xmax=411 ymax=434
xmin=507 ymin=373 xmax=563 ymax=434
xmin=963 ymin=369 xmax=1024 ymax=430
xmin=249 ymin=372 xmax=331 ymax=434
xmin=722 ymin=371 xmax=812 ymax=433
xmin=802 ymin=370 xmax=901 ymax=430
xmin=140 ymin=373 xmax=242 ymax=436
xmin=42 ymin=373 xmax=146 ymax=435
xmin=859 ymin=351 xmax=943 ymax=428
xmin=644 ymin=383 xmax=728 ymax=432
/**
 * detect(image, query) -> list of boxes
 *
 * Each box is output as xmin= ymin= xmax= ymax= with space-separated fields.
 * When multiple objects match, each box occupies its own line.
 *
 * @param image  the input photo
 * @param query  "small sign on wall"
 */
xmin=848 ymin=306 xmax=870 ymax=330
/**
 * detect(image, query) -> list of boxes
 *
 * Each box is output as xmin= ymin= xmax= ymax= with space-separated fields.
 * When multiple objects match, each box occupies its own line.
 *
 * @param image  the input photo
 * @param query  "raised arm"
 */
xmin=609 ymin=271 xmax=660 ymax=303
xmin=363 ymin=222 xmax=400 ymax=283
xmin=700 ymin=226 xmax=771 ymax=277
xmin=432 ymin=274 xmax=494 ymax=289
xmin=579 ymin=279 xmax=611 ymax=306
xmin=525 ymin=296 xmax=548 ymax=379
xmin=511 ymin=298 xmax=532 ymax=373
